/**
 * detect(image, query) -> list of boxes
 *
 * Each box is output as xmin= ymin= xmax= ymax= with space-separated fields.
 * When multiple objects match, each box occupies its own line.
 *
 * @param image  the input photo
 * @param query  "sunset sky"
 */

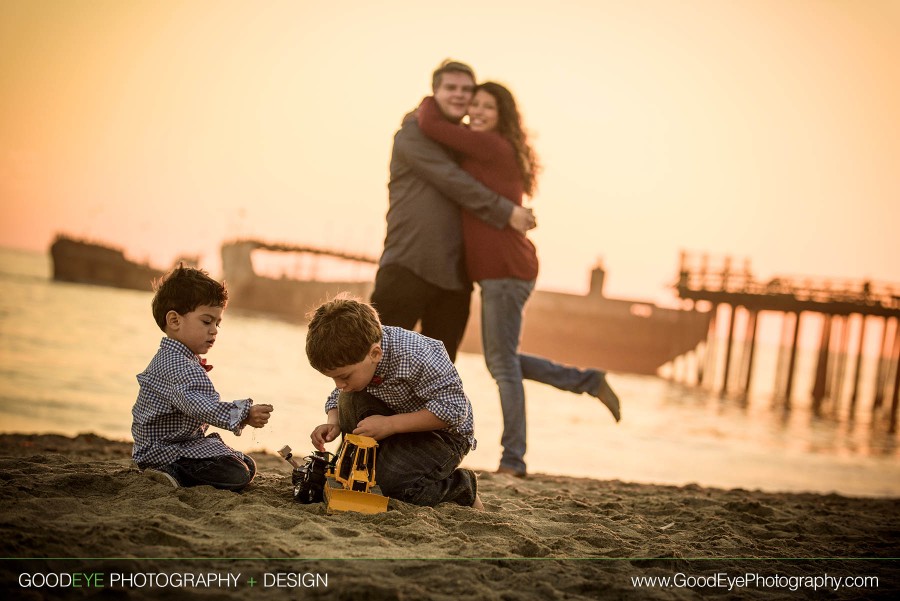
xmin=2 ymin=0 xmax=898 ymax=304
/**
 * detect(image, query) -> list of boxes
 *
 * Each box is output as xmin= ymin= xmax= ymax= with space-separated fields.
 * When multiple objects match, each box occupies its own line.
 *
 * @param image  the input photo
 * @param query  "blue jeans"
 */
xmin=169 ymin=454 xmax=257 ymax=491
xmin=480 ymin=278 xmax=602 ymax=473
xmin=337 ymin=391 xmax=476 ymax=507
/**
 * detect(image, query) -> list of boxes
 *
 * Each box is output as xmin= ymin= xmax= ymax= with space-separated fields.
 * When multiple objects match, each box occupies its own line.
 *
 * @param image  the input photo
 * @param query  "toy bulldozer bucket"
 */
xmin=325 ymin=485 xmax=388 ymax=514
xmin=325 ymin=434 xmax=388 ymax=514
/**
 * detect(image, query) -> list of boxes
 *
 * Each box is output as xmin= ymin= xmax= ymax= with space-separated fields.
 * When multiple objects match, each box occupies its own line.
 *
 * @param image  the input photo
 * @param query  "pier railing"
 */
xmin=675 ymin=255 xmax=899 ymax=317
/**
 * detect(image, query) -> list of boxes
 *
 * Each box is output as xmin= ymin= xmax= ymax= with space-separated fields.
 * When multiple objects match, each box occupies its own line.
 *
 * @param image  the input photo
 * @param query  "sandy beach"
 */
xmin=1 ymin=433 xmax=898 ymax=600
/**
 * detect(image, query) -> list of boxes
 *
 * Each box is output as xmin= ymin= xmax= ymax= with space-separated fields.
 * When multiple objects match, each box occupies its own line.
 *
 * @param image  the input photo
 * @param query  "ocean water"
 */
xmin=1 ymin=247 xmax=898 ymax=498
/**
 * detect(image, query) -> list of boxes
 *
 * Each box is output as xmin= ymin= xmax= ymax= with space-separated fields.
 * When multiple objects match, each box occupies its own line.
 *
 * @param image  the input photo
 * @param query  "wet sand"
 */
xmin=1 ymin=433 xmax=898 ymax=599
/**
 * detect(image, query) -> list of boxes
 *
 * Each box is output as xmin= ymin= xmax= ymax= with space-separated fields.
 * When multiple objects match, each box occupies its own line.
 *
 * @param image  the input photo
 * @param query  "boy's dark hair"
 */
xmin=431 ymin=59 xmax=475 ymax=92
xmin=151 ymin=265 xmax=228 ymax=331
xmin=306 ymin=294 xmax=382 ymax=372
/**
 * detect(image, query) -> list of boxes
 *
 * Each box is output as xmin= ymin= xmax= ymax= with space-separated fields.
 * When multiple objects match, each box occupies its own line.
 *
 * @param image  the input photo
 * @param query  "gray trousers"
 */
xmin=337 ymin=391 xmax=477 ymax=507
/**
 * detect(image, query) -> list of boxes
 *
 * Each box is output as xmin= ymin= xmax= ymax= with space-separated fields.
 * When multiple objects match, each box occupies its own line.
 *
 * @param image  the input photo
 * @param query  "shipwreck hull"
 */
xmin=227 ymin=277 xmax=374 ymax=320
xmin=462 ymin=292 xmax=710 ymax=375
xmin=223 ymin=240 xmax=711 ymax=375
xmin=50 ymin=236 xmax=164 ymax=291
xmin=222 ymin=239 xmax=375 ymax=319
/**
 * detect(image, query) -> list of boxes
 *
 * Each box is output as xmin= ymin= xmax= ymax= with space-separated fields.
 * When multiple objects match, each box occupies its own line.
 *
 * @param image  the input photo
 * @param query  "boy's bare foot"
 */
xmin=472 ymin=493 xmax=484 ymax=511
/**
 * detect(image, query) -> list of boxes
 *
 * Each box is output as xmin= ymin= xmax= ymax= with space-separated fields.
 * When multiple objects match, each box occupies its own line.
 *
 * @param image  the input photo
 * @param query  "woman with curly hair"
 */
xmin=417 ymin=81 xmax=621 ymax=478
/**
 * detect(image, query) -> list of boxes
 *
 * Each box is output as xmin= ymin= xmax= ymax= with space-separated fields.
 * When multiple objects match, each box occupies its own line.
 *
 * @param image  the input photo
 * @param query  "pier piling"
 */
xmin=721 ymin=304 xmax=738 ymax=396
xmin=812 ymin=314 xmax=832 ymax=412
xmin=740 ymin=309 xmax=759 ymax=396
xmin=849 ymin=315 xmax=867 ymax=419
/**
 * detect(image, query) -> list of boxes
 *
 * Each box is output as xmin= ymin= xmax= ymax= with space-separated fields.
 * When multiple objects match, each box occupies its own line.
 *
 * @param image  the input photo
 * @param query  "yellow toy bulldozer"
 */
xmin=279 ymin=434 xmax=388 ymax=514
xmin=325 ymin=434 xmax=388 ymax=514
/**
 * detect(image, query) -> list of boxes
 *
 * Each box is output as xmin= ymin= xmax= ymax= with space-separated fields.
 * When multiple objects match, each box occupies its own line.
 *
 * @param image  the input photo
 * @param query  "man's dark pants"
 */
xmin=371 ymin=264 xmax=470 ymax=362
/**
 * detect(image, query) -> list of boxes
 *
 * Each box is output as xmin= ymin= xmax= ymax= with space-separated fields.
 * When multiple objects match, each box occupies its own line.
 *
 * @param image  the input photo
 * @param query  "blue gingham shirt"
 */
xmin=131 ymin=337 xmax=252 ymax=468
xmin=324 ymin=326 xmax=476 ymax=448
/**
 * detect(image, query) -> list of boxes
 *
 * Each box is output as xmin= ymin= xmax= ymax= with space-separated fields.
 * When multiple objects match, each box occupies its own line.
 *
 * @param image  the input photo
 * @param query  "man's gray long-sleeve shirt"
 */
xmin=379 ymin=116 xmax=515 ymax=291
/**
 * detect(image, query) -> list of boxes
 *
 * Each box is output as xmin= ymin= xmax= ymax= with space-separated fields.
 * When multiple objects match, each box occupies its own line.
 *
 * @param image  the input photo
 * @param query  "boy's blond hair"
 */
xmin=305 ymin=294 xmax=383 ymax=372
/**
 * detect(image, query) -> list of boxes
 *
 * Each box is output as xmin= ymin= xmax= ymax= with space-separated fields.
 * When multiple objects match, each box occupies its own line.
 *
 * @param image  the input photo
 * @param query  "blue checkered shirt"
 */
xmin=131 ymin=337 xmax=252 ymax=468
xmin=324 ymin=326 xmax=476 ymax=448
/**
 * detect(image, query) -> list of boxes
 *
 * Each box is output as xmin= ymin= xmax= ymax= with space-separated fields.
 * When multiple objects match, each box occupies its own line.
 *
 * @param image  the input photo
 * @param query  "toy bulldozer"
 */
xmin=279 ymin=434 xmax=388 ymax=514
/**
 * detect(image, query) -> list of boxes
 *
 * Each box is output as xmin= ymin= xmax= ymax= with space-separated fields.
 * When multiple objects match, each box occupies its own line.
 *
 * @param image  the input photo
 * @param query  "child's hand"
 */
xmin=245 ymin=403 xmax=273 ymax=428
xmin=311 ymin=423 xmax=340 ymax=452
xmin=352 ymin=415 xmax=395 ymax=441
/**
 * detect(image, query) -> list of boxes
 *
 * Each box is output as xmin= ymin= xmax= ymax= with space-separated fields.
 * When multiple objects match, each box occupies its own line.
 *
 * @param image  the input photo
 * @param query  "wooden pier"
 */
xmin=673 ymin=253 xmax=900 ymax=432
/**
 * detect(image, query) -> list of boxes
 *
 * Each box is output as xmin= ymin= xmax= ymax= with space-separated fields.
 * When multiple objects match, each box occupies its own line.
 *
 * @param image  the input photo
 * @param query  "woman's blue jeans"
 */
xmin=480 ymin=278 xmax=601 ymax=474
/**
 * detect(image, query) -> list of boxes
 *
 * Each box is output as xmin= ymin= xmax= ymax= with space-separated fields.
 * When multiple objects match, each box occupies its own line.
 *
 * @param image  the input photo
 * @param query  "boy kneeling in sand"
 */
xmin=306 ymin=295 xmax=484 ymax=510
xmin=131 ymin=266 xmax=273 ymax=490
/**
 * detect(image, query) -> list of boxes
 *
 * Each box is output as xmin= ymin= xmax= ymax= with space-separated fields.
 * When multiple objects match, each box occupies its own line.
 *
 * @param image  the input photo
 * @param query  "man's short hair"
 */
xmin=151 ymin=265 xmax=228 ymax=331
xmin=432 ymin=59 xmax=476 ymax=92
xmin=306 ymin=294 xmax=383 ymax=372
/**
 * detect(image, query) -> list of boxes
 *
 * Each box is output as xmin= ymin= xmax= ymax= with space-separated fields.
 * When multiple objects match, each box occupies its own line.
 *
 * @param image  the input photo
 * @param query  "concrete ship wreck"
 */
xmin=49 ymin=235 xmax=167 ymax=291
xmin=222 ymin=239 xmax=711 ymax=375
xmin=49 ymin=235 xmax=198 ymax=291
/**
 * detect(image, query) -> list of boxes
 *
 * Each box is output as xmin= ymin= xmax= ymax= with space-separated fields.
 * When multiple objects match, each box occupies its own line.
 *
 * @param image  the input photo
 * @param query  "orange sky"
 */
xmin=2 ymin=0 xmax=899 ymax=304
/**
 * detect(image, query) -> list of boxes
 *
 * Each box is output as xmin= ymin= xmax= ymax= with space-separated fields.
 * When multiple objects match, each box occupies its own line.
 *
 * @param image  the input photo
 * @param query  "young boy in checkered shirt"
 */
xmin=306 ymin=295 xmax=483 ymax=509
xmin=131 ymin=265 xmax=273 ymax=490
